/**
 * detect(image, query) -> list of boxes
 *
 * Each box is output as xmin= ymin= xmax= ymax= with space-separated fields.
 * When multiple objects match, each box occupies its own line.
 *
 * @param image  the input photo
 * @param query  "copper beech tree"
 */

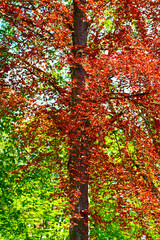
xmin=0 ymin=0 xmax=160 ymax=239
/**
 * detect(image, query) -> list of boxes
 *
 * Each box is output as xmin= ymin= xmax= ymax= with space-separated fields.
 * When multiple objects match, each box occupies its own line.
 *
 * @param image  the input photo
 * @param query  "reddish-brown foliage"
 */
xmin=0 ymin=0 xmax=159 ymax=239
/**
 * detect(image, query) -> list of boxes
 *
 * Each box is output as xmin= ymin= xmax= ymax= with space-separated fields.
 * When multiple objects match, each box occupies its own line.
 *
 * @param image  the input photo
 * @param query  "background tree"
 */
xmin=0 ymin=0 xmax=159 ymax=239
xmin=0 ymin=114 xmax=70 ymax=239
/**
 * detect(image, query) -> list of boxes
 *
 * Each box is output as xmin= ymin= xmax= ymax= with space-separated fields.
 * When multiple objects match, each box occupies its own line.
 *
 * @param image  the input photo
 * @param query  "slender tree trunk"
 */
xmin=68 ymin=0 xmax=89 ymax=239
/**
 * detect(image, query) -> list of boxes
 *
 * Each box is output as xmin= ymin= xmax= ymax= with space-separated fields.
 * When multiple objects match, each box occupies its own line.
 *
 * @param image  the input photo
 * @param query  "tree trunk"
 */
xmin=68 ymin=0 xmax=89 ymax=239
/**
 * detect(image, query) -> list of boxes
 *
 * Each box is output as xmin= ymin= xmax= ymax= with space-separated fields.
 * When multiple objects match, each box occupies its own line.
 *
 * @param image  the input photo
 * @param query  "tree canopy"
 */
xmin=0 ymin=0 xmax=160 ymax=239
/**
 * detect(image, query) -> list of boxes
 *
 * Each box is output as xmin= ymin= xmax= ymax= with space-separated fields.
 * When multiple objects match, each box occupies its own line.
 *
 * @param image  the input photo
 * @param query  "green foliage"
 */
xmin=0 ymin=116 xmax=69 ymax=239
